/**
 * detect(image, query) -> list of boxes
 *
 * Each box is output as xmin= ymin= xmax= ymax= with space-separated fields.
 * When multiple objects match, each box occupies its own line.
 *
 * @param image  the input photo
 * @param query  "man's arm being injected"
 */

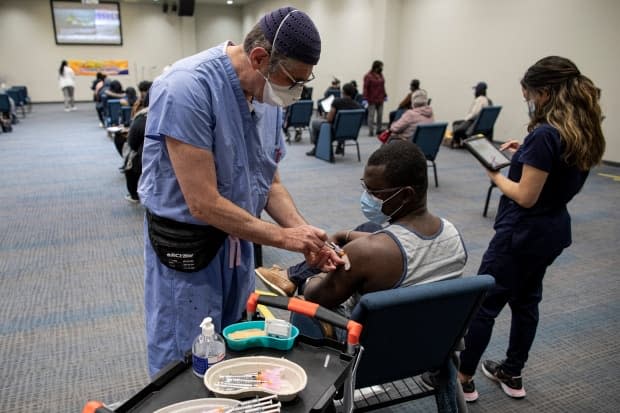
xmin=303 ymin=233 xmax=403 ymax=309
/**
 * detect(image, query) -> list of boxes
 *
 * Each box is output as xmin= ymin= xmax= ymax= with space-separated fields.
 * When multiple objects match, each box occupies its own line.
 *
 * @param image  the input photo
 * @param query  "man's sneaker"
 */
xmin=482 ymin=360 xmax=526 ymax=399
xmin=419 ymin=371 xmax=479 ymax=403
xmin=254 ymin=265 xmax=296 ymax=297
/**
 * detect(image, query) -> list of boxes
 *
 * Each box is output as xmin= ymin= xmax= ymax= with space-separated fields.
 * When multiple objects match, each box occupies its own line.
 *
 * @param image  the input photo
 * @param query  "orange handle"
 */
xmin=82 ymin=401 xmax=114 ymax=413
xmin=246 ymin=292 xmax=364 ymax=346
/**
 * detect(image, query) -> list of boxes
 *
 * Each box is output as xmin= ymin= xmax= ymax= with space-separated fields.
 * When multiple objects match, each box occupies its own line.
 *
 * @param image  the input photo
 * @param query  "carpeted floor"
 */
xmin=0 ymin=103 xmax=618 ymax=412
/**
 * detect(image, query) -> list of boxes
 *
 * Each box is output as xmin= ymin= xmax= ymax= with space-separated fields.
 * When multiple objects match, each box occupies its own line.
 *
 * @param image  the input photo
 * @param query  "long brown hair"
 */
xmin=521 ymin=56 xmax=605 ymax=170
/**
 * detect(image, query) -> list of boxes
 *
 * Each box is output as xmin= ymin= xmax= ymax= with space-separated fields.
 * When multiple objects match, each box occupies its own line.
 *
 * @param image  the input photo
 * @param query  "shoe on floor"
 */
xmin=124 ymin=194 xmax=140 ymax=204
xmin=254 ymin=265 xmax=296 ymax=297
xmin=420 ymin=371 xmax=479 ymax=403
xmin=335 ymin=144 xmax=344 ymax=155
xmin=306 ymin=148 xmax=316 ymax=156
xmin=461 ymin=378 xmax=479 ymax=403
xmin=482 ymin=359 xmax=526 ymax=399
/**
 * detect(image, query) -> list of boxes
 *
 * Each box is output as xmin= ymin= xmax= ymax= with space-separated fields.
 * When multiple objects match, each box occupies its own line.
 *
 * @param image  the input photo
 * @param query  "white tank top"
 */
xmin=343 ymin=218 xmax=467 ymax=315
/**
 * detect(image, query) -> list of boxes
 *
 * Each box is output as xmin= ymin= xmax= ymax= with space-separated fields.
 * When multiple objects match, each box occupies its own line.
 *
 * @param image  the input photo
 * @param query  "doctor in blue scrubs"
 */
xmin=138 ymin=7 xmax=343 ymax=377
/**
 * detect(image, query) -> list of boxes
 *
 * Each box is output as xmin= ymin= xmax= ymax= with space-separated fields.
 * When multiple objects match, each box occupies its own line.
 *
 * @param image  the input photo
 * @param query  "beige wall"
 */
xmin=0 ymin=0 xmax=241 ymax=103
xmin=0 ymin=0 xmax=617 ymax=162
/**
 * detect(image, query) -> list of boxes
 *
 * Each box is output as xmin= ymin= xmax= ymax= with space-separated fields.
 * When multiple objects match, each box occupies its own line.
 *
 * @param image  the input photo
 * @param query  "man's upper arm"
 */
xmin=304 ymin=233 xmax=402 ymax=308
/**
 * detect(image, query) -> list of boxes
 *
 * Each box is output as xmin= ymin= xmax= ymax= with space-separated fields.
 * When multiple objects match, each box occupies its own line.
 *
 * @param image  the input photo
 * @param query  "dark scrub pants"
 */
xmin=460 ymin=212 xmax=568 ymax=377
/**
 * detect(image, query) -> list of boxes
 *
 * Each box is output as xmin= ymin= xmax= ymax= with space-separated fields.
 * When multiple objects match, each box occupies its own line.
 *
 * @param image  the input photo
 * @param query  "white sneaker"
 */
xmin=64 ymin=108 xmax=71 ymax=112
xmin=70 ymin=106 xmax=77 ymax=111
xmin=124 ymin=194 xmax=139 ymax=204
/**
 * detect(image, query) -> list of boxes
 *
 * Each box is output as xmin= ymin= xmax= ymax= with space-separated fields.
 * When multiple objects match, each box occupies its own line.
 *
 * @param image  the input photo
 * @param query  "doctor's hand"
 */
xmin=499 ymin=139 xmax=520 ymax=153
xmin=304 ymin=247 xmax=344 ymax=273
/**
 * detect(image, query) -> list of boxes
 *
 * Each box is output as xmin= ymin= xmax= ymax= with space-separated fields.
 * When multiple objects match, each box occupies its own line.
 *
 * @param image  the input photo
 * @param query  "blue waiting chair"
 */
xmin=283 ymin=100 xmax=313 ymax=143
xmin=0 ymin=93 xmax=12 ymax=132
xmin=105 ymin=99 xmax=122 ymax=127
xmin=315 ymin=109 xmax=366 ymax=163
xmin=286 ymin=275 xmax=495 ymax=412
xmin=5 ymin=88 xmax=25 ymax=118
xmin=0 ymin=93 xmax=11 ymax=116
xmin=469 ymin=106 xmax=502 ymax=141
xmin=121 ymin=105 xmax=132 ymax=127
xmin=468 ymin=106 xmax=502 ymax=216
xmin=12 ymin=86 xmax=31 ymax=113
xmin=340 ymin=275 xmax=495 ymax=412
xmin=411 ymin=122 xmax=448 ymax=188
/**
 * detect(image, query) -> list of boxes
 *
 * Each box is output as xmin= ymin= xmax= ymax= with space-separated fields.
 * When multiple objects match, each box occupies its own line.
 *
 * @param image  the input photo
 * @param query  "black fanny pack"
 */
xmin=146 ymin=210 xmax=227 ymax=273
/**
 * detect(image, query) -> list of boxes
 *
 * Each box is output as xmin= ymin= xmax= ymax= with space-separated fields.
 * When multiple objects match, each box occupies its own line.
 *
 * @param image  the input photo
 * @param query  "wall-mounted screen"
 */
xmin=51 ymin=1 xmax=122 ymax=45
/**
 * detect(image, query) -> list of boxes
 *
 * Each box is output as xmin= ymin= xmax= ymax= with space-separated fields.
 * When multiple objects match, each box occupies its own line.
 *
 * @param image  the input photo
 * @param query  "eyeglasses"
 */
xmin=278 ymin=62 xmax=315 ymax=90
xmin=360 ymin=179 xmax=402 ymax=196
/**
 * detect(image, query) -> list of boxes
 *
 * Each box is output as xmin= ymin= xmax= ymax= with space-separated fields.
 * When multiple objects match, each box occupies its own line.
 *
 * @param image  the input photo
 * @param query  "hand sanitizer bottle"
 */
xmin=192 ymin=317 xmax=226 ymax=377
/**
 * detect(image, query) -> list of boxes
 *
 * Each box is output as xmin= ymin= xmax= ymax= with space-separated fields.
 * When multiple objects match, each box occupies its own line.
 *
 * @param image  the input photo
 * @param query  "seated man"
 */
xmin=387 ymin=89 xmax=434 ymax=142
xmin=451 ymin=81 xmax=492 ymax=147
xmin=306 ymin=82 xmax=362 ymax=156
xmin=256 ymin=141 xmax=467 ymax=312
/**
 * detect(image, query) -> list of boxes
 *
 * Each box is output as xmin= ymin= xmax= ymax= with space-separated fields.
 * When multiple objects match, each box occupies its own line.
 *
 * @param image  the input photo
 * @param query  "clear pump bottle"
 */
xmin=192 ymin=317 xmax=226 ymax=377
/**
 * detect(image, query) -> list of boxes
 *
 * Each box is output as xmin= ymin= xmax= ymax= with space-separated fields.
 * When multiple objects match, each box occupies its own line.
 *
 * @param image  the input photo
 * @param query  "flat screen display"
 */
xmin=51 ymin=1 xmax=122 ymax=45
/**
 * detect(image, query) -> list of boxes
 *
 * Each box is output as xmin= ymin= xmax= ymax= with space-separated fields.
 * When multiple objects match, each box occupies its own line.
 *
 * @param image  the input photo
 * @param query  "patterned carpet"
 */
xmin=0 ymin=103 xmax=618 ymax=412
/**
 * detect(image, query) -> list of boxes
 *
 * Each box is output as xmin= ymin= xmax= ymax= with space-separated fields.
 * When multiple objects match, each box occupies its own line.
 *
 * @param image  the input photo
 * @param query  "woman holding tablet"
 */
xmin=457 ymin=56 xmax=605 ymax=402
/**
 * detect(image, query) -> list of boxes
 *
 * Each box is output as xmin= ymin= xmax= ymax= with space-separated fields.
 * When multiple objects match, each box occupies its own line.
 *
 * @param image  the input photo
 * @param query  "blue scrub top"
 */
xmin=139 ymin=42 xmax=287 ymax=224
xmin=495 ymin=124 xmax=589 ymax=252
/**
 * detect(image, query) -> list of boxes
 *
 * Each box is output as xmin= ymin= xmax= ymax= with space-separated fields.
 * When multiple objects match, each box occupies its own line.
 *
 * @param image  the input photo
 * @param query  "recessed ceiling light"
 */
xmin=227 ymin=0 xmax=234 ymax=4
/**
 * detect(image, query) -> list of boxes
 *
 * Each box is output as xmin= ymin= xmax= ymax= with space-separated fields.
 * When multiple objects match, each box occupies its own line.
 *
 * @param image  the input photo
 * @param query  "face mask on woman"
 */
xmin=360 ymin=188 xmax=405 ymax=224
xmin=527 ymin=100 xmax=536 ymax=117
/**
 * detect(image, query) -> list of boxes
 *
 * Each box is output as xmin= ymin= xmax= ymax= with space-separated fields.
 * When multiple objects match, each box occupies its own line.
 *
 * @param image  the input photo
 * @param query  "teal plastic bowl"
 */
xmin=223 ymin=320 xmax=299 ymax=351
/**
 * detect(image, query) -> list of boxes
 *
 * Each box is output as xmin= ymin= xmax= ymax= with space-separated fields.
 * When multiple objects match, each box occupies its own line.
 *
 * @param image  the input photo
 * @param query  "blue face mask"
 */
xmin=360 ymin=189 xmax=404 ymax=224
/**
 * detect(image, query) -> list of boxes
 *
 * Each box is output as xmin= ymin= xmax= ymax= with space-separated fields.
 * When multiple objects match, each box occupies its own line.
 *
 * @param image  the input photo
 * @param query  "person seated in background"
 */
xmin=121 ymin=86 xmax=138 ymax=108
xmin=91 ymin=72 xmax=105 ymax=101
xmin=317 ymin=77 xmax=341 ymax=116
xmin=256 ymin=141 xmax=467 ymax=305
xmin=123 ymin=91 xmax=149 ymax=204
xmin=451 ymin=81 xmax=492 ymax=147
xmin=386 ymin=89 xmax=434 ymax=142
xmin=113 ymin=81 xmax=153 ymax=159
xmin=96 ymin=79 xmax=125 ymax=127
xmin=388 ymin=78 xmax=421 ymax=127
xmin=348 ymin=80 xmax=363 ymax=104
xmin=132 ymin=80 xmax=153 ymax=117
xmin=305 ymin=82 xmax=362 ymax=157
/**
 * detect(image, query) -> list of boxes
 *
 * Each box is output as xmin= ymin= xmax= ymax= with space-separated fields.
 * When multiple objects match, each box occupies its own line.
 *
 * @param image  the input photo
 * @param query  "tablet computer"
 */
xmin=463 ymin=135 xmax=511 ymax=171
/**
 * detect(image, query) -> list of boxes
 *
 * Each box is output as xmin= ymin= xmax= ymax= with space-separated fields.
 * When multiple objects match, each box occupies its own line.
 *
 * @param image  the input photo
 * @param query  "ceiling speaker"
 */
xmin=178 ymin=0 xmax=195 ymax=16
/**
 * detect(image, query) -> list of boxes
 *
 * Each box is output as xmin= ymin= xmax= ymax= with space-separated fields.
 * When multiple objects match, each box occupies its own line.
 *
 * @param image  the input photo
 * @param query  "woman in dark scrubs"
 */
xmin=457 ymin=56 xmax=606 ymax=402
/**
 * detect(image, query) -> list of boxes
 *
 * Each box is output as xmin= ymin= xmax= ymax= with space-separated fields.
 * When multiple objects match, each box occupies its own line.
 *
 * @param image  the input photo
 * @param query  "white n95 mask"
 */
xmin=260 ymin=72 xmax=302 ymax=107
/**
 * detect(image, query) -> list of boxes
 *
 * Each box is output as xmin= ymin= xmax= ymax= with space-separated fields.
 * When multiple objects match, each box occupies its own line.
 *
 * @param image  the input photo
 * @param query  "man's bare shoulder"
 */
xmin=343 ymin=230 xmax=403 ymax=291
